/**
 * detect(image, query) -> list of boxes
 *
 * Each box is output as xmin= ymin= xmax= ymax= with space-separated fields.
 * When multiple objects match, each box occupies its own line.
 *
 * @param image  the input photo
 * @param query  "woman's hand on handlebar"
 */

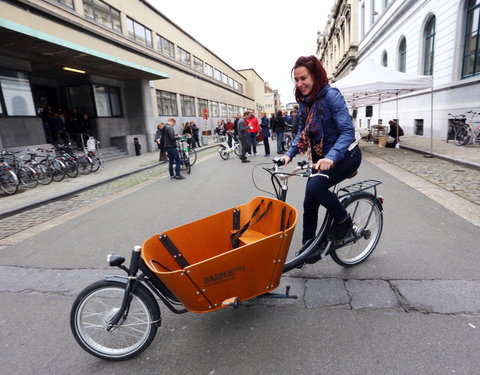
xmin=280 ymin=155 xmax=291 ymax=165
xmin=314 ymin=158 xmax=334 ymax=171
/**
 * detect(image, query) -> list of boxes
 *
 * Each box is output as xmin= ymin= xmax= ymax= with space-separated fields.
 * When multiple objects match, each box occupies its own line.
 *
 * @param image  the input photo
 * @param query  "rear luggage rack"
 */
xmin=338 ymin=179 xmax=382 ymax=198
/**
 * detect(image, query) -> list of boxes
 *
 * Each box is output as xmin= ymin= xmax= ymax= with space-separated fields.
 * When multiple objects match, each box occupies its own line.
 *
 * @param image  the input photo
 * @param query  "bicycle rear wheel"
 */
xmin=330 ymin=192 xmax=383 ymax=267
xmin=65 ymin=159 xmax=79 ymax=178
xmin=234 ymin=143 xmax=240 ymax=157
xmin=454 ymin=125 xmax=470 ymax=146
xmin=0 ymin=168 xmax=19 ymax=195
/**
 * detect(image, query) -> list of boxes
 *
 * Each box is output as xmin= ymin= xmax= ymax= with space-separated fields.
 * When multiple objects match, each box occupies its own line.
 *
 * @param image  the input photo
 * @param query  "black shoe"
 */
xmin=241 ymin=159 xmax=250 ymax=163
xmin=328 ymin=215 xmax=353 ymax=242
xmin=175 ymin=175 xmax=186 ymax=180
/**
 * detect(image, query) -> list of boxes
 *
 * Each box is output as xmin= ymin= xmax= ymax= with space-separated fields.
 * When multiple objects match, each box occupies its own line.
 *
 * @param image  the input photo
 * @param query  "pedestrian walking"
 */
xmin=260 ymin=111 xmax=271 ymax=156
xmin=155 ymin=123 xmax=167 ymax=161
xmin=271 ymin=110 xmax=287 ymax=154
xmin=236 ymin=112 xmax=250 ymax=163
xmin=246 ymin=111 xmax=260 ymax=155
xmin=164 ymin=118 xmax=185 ymax=180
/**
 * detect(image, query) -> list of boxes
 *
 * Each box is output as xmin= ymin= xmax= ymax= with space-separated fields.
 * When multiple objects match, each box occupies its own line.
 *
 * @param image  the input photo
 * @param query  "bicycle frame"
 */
xmin=261 ymin=158 xmax=383 ymax=272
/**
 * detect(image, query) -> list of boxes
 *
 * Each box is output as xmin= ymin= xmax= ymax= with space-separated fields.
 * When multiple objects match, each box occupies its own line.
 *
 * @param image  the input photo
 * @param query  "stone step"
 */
xmin=98 ymin=146 xmax=129 ymax=162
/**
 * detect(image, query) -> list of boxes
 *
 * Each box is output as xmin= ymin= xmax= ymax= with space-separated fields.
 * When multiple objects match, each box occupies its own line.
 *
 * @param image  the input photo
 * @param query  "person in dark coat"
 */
xmin=260 ymin=111 xmax=271 ymax=156
xmin=386 ymin=120 xmax=404 ymax=147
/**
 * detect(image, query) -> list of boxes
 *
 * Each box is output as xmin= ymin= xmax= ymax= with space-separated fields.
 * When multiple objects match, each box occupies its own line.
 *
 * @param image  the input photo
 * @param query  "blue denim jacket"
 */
xmin=285 ymin=87 xmax=355 ymax=164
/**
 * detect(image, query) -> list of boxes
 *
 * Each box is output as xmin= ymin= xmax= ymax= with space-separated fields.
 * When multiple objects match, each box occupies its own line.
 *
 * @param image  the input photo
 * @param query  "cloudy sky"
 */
xmin=147 ymin=0 xmax=335 ymax=104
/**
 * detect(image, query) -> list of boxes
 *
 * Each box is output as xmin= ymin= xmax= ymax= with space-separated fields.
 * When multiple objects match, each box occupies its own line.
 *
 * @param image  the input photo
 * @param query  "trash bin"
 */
xmin=134 ymin=137 xmax=141 ymax=156
xmin=201 ymin=135 xmax=208 ymax=146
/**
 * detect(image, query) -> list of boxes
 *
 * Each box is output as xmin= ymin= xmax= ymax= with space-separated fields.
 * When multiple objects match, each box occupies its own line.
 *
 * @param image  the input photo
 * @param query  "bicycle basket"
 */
xmin=141 ymin=197 xmax=297 ymax=313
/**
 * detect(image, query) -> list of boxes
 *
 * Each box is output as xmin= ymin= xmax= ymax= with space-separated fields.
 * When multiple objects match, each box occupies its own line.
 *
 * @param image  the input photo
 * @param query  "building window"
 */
xmin=398 ymin=37 xmax=407 ymax=72
xmin=221 ymin=73 xmax=228 ymax=85
xmin=83 ymin=0 xmax=121 ymax=32
xmin=462 ymin=0 xmax=480 ymax=78
xmin=361 ymin=2 xmax=365 ymax=38
xmin=423 ymin=16 xmax=436 ymax=76
xmin=0 ymin=71 xmax=35 ymax=116
xmin=177 ymin=47 xmax=191 ymax=66
xmin=204 ymin=63 xmax=213 ymax=77
xmin=198 ymin=98 xmax=208 ymax=117
xmin=210 ymin=101 xmax=219 ymax=117
xmin=228 ymin=77 xmax=234 ymax=87
xmin=237 ymin=82 xmax=243 ymax=93
xmin=371 ymin=0 xmax=377 ymax=25
xmin=193 ymin=56 xmax=203 ymax=72
xmin=220 ymin=103 xmax=227 ymax=118
xmin=227 ymin=105 xmax=234 ymax=118
xmin=127 ymin=17 xmax=152 ymax=48
xmin=180 ymin=95 xmax=195 ymax=117
xmin=57 ymin=0 xmax=74 ymax=9
xmin=157 ymin=35 xmax=175 ymax=58
xmin=233 ymin=81 xmax=239 ymax=90
xmin=381 ymin=51 xmax=388 ymax=67
xmin=93 ymin=85 xmax=122 ymax=117
xmin=156 ymin=90 xmax=177 ymax=116
xmin=214 ymin=69 xmax=221 ymax=81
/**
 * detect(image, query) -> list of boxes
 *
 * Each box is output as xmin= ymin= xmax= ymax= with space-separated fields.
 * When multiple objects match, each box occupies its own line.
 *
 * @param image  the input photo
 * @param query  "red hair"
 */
xmin=292 ymin=56 xmax=329 ymax=102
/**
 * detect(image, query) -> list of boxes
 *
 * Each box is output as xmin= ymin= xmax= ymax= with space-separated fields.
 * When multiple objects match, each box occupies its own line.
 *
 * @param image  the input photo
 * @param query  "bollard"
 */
xmin=134 ymin=137 xmax=141 ymax=156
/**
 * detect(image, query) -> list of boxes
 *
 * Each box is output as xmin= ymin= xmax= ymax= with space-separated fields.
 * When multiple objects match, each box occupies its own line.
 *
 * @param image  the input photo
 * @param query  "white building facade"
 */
xmin=352 ymin=0 xmax=479 ymax=140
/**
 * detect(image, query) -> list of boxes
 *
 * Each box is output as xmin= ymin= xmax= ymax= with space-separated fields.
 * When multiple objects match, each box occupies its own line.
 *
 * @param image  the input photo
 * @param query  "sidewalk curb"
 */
xmin=0 ymin=144 xmax=219 ymax=220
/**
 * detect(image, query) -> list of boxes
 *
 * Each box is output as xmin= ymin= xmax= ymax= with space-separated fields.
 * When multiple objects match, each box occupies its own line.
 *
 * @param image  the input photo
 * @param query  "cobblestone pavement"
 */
xmin=362 ymin=142 xmax=480 ymax=205
xmin=1 ymin=143 xmax=479 ymax=241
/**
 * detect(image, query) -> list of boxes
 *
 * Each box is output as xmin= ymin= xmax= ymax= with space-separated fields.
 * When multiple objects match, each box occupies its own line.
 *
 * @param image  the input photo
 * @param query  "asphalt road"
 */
xmin=1 ymin=148 xmax=479 ymax=375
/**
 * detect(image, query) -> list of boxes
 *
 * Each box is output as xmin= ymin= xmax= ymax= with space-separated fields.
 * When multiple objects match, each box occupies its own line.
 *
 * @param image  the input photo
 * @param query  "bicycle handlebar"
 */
xmin=269 ymin=157 xmax=329 ymax=180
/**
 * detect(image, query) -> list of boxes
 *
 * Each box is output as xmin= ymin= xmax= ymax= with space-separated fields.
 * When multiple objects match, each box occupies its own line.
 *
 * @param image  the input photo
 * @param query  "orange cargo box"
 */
xmin=141 ymin=197 xmax=297 ymax=313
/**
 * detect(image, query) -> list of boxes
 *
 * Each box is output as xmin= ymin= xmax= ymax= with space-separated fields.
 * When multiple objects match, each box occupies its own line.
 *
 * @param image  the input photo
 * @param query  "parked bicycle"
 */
xmin=0 ymin=153 xmax=19 ymax=195
xmin=37 ymin=148 xmax=67 ymax=182
xmin=81 ymin=134 xmax=104 ymax=172
xmin=70 ymin=157 xmax=384 ymax=361
xmin=448 ymin=110 xmax=480 ymax=146
xmin=1 ymin=150 xmax=38 ymax=189
xmin=25 ymin=149 xmax=54 ymax=185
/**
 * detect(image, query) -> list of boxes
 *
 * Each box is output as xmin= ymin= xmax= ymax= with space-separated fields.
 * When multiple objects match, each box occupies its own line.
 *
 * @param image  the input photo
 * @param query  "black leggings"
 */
xmin=302 ymin=146 xmax=362 ymax=243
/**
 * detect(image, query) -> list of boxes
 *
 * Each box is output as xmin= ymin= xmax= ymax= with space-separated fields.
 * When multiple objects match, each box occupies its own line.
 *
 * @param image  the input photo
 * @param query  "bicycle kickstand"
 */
xmin=258 ymin=285 xmax=298 ymax=300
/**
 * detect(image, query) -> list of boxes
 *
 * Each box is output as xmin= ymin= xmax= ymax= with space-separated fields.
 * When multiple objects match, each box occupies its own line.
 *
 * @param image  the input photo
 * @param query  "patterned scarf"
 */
xmin=297 ymin=87 xmax=328 ymax=160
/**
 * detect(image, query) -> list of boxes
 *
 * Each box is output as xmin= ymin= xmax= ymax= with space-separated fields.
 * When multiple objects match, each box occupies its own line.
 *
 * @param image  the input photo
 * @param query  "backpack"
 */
xmin=86 ymin=137 xmax=97 ymax=151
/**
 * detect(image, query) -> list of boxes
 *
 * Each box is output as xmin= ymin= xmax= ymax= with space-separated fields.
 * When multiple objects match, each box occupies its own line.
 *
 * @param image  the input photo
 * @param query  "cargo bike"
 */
xmin=70 ymin=158 xmax=384 ymax=361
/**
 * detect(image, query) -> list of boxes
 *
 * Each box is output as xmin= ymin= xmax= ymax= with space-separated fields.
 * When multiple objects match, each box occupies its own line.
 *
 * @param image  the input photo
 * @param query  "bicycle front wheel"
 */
xmin=234 ymin=143 xmax=240 ymax=157
xmin=330 ymin=192 xmax=383 ymax=267
xmin=18 ymin=165 xmax=38 ymax=188
xmin=218 ymin=146 xmax=229 ymax=160
xmin=70 ymin=280 xmax=160 ymax=361
xmin=454 ymin=125 xmax=470 ymax=146
xmin=188 ymin=148 xmax=197 ymax=166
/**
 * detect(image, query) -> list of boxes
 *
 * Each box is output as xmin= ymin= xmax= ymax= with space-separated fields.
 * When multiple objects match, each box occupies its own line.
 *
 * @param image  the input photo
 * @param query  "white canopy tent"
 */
xmin=331 ymin=59 xmax=433 ymax=148
xmin=331 ymin=59 xmax=433 ymax=108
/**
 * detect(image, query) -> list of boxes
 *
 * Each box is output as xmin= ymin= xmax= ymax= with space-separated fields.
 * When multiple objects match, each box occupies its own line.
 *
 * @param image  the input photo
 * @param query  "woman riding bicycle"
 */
xmin=281 ymin=55 xmax=361 ymax=245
